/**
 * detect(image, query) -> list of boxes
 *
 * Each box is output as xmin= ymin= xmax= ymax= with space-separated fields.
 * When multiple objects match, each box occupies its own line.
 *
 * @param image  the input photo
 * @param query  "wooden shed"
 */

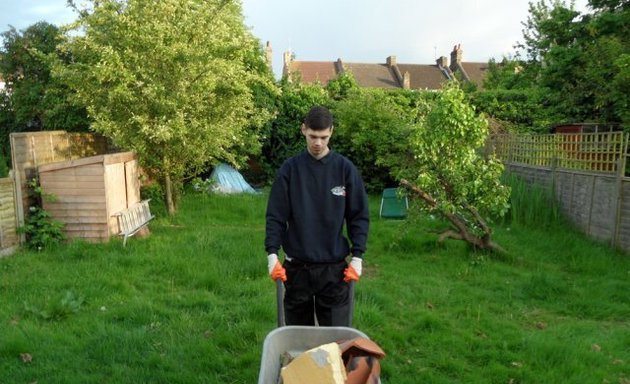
xmin=10 ymin=131 xmax=113 ymax=230
xmin=37 ymin=152 xmax=142 ymax=243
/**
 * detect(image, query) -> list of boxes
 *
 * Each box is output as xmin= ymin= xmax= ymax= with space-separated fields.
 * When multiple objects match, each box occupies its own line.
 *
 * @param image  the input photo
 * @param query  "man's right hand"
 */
xmin=267 ymin=253 xmax=287 ymax=282
xmin=344 ymin=256 xmax=362 ymax=282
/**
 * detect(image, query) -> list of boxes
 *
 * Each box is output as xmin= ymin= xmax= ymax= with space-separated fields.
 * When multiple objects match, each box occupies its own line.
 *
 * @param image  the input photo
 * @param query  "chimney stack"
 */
xmin=386 ymin=55 xmax=397 ymax=67
xmin=436 ymin=56 xmax=448 ymax=68
xmin=450 ymin=44 xmax=462 ymax=71
xmin=283 ymin=50 xmax=293 ymax=66
xmin=334 ymin=58 xmax=344 ymax=75
xmin=282 ymin=50 xmax=294 ymax=79
xmin=403 ymin=71 xmax=410 ymax=89
xmin=264 ymin=41 xmax=272 ymax=70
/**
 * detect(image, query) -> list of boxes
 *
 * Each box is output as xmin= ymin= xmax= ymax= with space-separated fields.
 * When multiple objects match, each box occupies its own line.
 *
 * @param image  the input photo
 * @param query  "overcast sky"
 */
xmin=0 ymin=0 xmax=590 ymax=78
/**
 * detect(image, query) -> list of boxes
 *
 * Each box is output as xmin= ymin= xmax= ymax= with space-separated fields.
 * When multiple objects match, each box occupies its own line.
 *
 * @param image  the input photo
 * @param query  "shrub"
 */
xmin=257 ymin=78 xmax=331 ymax=183
xmin=17 ymin=179 xmax=65 ymax=250
xmin=332 ymin=88 xmax=432 ymax=193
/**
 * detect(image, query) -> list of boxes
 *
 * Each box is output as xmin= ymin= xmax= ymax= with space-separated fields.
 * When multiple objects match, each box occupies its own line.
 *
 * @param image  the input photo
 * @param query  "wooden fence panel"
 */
xmin=0 ymin=175 xmax=18 ymax=256
xmin=490 ymin=132 xmax=627 ymax=174
xmin=10 ymin=131 xmax=113 ymax=230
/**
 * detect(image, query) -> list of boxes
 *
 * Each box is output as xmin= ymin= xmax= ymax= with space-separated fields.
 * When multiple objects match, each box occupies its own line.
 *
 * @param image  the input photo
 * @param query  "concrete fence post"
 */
xmin=612 ymin=157 xmax=625 ymax=247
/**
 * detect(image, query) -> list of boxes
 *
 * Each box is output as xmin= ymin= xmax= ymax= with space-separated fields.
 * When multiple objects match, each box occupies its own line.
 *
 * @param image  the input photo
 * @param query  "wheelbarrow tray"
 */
xmin=257 ymin=325 xmax=368 ymax=384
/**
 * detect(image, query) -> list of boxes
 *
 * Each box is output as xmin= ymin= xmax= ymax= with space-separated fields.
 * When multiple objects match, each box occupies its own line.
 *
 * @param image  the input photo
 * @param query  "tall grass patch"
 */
xmin=502 ymin=172 xmax=561 ymax=228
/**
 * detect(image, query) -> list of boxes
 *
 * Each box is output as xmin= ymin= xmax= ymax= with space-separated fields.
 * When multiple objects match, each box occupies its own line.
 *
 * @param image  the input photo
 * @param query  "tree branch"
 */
xmin=400 ymin=179 xmax=506 ymax=255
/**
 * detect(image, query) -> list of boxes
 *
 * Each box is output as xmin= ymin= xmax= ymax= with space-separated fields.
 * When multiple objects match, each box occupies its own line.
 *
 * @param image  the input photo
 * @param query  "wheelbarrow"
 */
xmin=258 ymin=280 xmax=378 ymax=384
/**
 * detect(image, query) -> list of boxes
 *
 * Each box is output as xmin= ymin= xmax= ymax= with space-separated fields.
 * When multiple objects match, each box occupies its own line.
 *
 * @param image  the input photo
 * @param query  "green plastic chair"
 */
xmin=379 ymin=188 xmax=408 ymax=219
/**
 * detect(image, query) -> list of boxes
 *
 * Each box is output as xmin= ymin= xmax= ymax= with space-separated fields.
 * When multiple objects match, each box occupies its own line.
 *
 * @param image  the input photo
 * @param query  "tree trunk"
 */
xmin=164 ymin=173 xmax=176 ymax=215
xmin=400 ymin=179 xmax=506 ymax=255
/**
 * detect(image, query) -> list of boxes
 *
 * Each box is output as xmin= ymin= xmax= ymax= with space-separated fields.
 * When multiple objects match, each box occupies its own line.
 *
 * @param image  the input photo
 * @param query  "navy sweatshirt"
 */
xmin=265 ymin=150 xmax=369 ymax=263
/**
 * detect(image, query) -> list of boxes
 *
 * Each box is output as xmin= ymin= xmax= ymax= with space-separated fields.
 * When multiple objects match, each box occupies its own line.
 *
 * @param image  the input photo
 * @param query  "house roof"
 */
xmin=459 ymin=62 xmax=489 ymax=85
xmin=281 ymin=44 xmax=488 ymax=90
xmin=288 ymin=61 xmax=338 ymax=85
xmin=343 ymin=63 xmax=400 ymax=88
xmin=397 ymin=64 xmax=447 ymax=90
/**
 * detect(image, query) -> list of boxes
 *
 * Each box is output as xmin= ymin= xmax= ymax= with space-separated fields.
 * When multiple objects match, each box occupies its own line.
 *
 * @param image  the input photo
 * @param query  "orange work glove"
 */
xmin=344 ymin=256 xmax=363 ymax=282
xmin=267 ymin=253 xmax=287 ymax=282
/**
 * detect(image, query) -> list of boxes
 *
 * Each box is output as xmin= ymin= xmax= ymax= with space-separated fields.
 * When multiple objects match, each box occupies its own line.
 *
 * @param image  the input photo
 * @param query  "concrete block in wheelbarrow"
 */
xmin=281 ymin=342 xmax=346 ymax=384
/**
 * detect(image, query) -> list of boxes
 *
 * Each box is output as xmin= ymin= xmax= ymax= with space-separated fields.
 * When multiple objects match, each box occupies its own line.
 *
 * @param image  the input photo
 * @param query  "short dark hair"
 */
xmin=304 ymin=106 xmax=333 ymax=130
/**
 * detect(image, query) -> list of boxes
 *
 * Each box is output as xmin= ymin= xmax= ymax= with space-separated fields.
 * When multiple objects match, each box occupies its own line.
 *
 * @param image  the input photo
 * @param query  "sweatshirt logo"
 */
xmin=331 ymin=186 xmax=346 ymax=197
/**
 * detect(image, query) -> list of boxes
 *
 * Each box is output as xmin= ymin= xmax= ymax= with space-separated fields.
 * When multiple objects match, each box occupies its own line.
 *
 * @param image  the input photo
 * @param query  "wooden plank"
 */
xmin=65 ymin=234 xmax=107 ymax=241
xmin=40 ymin=181 xmax=105 ymax=190
xmin=46 ymin=195 xmax=107 ymax=204
xmin=38 ymin=155 xmax=106 ymax=172
xmin=103 ymin=152 xmax=135 ymax=166
xmin=10 ymin=130 xmax=68 ymax=138
xmin=42 ymin=165 xmax=104 ymax=177
xmin=35 ymin=174 xmax=103 ymax=183
xmin=39 ymin=152 xmax=133 ymax=173
xmin=64 ymin=232 xmax=104 ymax=239
xmin=0 ymin=192 xmax=16 ymax=204
xmin=45 ymin=202 xmax=106 ymax=210
xmin=0 ymin=174 xmax=18 ymax=250
xmin=64 ymin=225 xmax=109 ymax=235
xmin=54 ymin=216 xmax=108 ymax=224
xmin=125 ymin=160 xmax=141 ymax=205
xmin=105 ymin=162 xmax=128 ymax=236
xmin=42 ymin=188 xmax=106 ymax=197
xmin=45 ymin=209 xmax=105 ymax=217
xmin=46 ymin=208 xmax=107 ymax=218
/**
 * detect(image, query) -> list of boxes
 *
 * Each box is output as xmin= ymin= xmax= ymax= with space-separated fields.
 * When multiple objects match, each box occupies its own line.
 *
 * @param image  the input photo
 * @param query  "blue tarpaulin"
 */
xmin=208 ymin=163 xmax=257 ymax=194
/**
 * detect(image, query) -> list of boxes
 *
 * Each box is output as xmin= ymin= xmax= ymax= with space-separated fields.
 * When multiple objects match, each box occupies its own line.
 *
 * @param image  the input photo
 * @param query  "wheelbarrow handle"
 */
xmin=276 ymin=278 xmax=285 ymax=327
xmin=348 ymin=280 xmax=355 ymax=326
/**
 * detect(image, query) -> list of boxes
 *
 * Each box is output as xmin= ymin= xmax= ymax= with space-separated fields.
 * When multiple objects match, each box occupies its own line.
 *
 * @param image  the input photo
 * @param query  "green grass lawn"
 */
xmin=1 ymin=191 xmax=629 ymax=383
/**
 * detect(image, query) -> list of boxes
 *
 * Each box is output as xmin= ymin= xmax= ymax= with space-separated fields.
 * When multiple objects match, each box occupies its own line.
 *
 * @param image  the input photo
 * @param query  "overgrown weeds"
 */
xmin=23 ymin=291 xmax=85 ymax=321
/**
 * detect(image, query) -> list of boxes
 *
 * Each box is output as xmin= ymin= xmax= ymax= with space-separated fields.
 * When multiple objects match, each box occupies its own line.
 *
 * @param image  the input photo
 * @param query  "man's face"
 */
xmin=301 ymin=125 xmax=332 ymax=159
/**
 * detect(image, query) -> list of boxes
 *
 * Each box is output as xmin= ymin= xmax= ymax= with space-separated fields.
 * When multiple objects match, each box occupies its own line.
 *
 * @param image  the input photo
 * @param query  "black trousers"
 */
xmin=282 ymin=259 xmax=351 ymax=326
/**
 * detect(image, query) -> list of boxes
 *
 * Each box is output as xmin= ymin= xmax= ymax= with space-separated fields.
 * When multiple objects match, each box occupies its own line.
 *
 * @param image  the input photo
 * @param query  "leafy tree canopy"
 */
xmin=56 ymin=0 xmax=276 ymax=213
xmin=474 ymin=0 xmax=630 ymax=131
xmin=0 ymin=21 xmax=89 ymax=134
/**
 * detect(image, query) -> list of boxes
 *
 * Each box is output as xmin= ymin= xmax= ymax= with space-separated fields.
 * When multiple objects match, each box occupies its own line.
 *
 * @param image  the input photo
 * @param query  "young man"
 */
xmin=265 ymin=106 xmax=369 ymax=326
